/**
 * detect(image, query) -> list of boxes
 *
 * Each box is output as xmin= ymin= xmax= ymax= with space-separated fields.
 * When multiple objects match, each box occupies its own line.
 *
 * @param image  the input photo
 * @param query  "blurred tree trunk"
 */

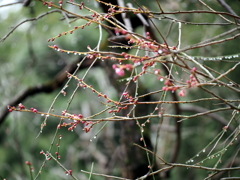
xmin=101 ymin=59 xmax=154 ymax=179
xmin=99 ymin=1 xmax=156 ymax=179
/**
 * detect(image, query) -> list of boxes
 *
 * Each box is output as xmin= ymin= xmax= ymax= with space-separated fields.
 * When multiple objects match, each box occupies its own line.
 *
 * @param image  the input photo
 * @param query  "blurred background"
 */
xmin=0 ymin=0 xmax=239 ymax=179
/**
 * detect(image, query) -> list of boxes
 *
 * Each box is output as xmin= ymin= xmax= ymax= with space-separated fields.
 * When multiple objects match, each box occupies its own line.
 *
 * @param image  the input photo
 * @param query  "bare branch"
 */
xmin=0 ymin=2 xmax=22 ymax=8
xmin=181 ymin=105 xmax=235 ymax=131
xmin=198 ymin=0 xmax=233 ymax=23
xmin=177 ymin=33 xmax=240 ymax=53
xmin=161 ymin=16 xmax=234 ymax=25
xmin=0 ymin=58 xmax=99 ymax=127
xmin=0 ymin=9 xmax=63 ymax=42
xmin=217 ymin=0 xmax=239 ymax=17
xmin=151 ymin=10 xmax=240 ymax=21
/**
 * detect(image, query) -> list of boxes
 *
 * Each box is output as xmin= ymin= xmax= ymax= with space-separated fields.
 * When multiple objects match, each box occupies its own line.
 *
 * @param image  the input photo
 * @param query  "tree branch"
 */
xmin=0 ymin=58 xmax=99 ymax=127
xmin=181 ymin=105 xmax=235 ymax=131
xmin=0 ymin=2 xmax=22 ymax=8
xmin=0 ymin=9 xmax=63 ymax=42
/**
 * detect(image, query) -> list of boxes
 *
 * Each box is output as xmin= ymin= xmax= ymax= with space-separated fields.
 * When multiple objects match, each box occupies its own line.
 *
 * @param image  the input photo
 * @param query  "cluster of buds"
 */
xmin=122 ymin=92 xmax=137 ymax=104
xmin=162 ymin=79 xmax=180 ymax=92
xmin=83 ymin=121 xmax=93 ymax=133
xmin=78 ymin=2 xmax=84 ymax=10
xmin=178 ymin=90 xmax=186 ymax=97
xmin=40 ymin=150 xmax=51 ymax=161
xmin=125 ymin=32 xmax=175 ymax=55
xmin=108 ymin=105 xmax=128 ymax=114
xmin=8 ymin=104 xmax=39 ymax=113
xmin=114 ymin=28 xmax=127 ymax=36
xmin=60 ymin=110 xmax=93 ymax=133
xmin=65 ymin=170 xmax=73 ymax=175
xmin=187 ymin=67 xmax=197 ymax=87
xmin=30 ymin=107 xmax=38 ymax=113
xmin=112 ymin=63 xmax=133 ymax=76
xmin=8 ymin=103 xmax=26 ymax=112
xmin=42 ymin=1 xmax=53 ymax=8
xmin=55 ymin=151 xmax=61 ymax=160
xmin=18 ymin=103 xmax=25 ymax=110
xmin=25 ymin=161 xmax=34 ymax=171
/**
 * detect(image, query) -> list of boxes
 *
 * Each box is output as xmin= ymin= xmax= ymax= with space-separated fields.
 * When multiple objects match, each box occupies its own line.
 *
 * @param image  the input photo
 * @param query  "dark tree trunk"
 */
xmin=98 ymin=1 xmax=159 ymax=179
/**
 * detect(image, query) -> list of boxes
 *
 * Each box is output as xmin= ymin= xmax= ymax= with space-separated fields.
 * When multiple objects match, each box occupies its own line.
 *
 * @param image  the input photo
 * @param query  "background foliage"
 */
xmin=0 ymin=0 xmax=240 ymax=179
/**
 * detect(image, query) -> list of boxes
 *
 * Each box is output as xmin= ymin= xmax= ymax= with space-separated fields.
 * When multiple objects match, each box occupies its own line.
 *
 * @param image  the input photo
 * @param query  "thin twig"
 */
xmin=191 ymin=26 xmax=240 ymax=46
xmin=150 ymin=10 xmax=240 ymax=21
xmin=81 ymin=170 xmax=132 ymax=180
xmin=0 ymin=9 xmax=62 ymax=42
xmin=47 ymin=152 xmax=78 ymax=180
xmin=134 ymin=143 xmax=167 ymax=164
xmin=198 ymin=0 xmax=233 ymax=23
xmin=162 ymin=16 xmax=234 ymax=25
xmin=0 ymin=2 xmax=22 ymax=8
xmin=177 ymin=22 xmax=181 ymax=50
xmin=177 ymin=33 xmax=240 ymax=53
xmin=217 ymin=0 xmax=240 ymax=23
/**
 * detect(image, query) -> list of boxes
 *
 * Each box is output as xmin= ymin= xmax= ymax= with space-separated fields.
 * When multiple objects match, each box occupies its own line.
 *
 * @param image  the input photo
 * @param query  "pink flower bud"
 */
xmin=178 ymin=90 xmax=185 ymax=97
xmin=112 ymin=64 xmax=117 ymax=69
xmin=115 ymin=68 xmax=125 ymax=76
